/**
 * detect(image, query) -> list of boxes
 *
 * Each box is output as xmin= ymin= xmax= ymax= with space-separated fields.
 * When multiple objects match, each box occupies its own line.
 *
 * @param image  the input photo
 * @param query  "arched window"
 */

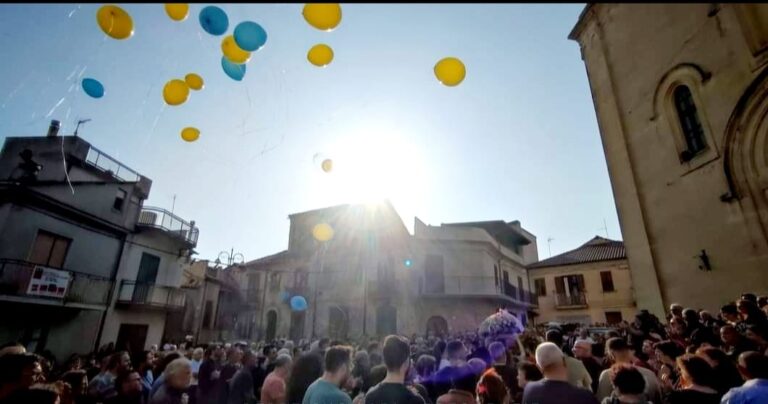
xmin=673 ymin=85 xmax=707 ymax=159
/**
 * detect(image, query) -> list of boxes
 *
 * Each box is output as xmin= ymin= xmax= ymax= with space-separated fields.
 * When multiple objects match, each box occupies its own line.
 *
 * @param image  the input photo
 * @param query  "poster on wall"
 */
xmin=27 ymin=266 xmax=71 ymax=298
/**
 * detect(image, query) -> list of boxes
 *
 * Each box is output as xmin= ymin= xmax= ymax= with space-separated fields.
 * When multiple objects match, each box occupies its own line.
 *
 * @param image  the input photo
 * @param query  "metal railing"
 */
xmin=0 ymin=259 xmax=111 ymax=306
xmin=138 ymin=207 xmax=199 ymax=245
xmin=420 ymin=275 xmax=537 ymax=305
xmin=85 ymin=145 xmax=141 ymax=182
xmin=555 ymin=293 xmax=588 ymax=308
xmin=116 ymin=280 xmax=185 ymax=310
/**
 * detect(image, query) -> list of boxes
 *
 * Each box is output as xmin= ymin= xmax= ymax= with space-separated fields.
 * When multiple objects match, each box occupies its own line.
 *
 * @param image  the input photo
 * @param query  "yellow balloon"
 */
xmin=221 ymin=35 xmax=251 ymax=64
xmin=434 ymin=57 xmax=466 ymax=87
xmin=164 ymin=4 xmax=189 ymax=21
xmin=181 ymin=127 xmax=200 ymax=142
xmin=307 ymin=44 xmax=334 ymax=67
xmin=96 ymin=5 xmax=134 ymax=40
xmin=303 ymin=3 xmax=342 ymax=31
xmin=185 ymin=73 xmax=204 ymax=91
xmin=321 ymin=159 xmax=333 ymax=173
xmin=312 ymin=223 xmax=334 ymax=242
xmin=163 ymin=79 xmax=190 ymax=106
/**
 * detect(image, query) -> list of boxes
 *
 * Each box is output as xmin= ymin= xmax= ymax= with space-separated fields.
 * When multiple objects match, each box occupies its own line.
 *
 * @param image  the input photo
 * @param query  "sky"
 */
xmin=0 ymin=3 xmax=621 ymax=263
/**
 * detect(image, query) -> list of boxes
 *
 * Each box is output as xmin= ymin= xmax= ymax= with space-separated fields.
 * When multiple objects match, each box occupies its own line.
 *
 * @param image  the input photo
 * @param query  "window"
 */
xmin=269 ymin=273 xmax=281 ymax=291
xmin=600 ymin=271 xmax=615 ymax=292
xmin=424 ymin=255 xmax=445 ymax=294
xmin=113 ymin=189 xmax=127 ymax=211
xmin=554 ymin=274 xmax=585 ymax=295
xmin=517 ymin=276 xmax=524 ymax=295
xmin=534 ymin=278 xmax=546 ymax=296
xmin=605 ymin=311 xmax=623 ymax=325
xmin=673 ymin=85 xmax=707 ymax=159
xmin=28 ymin=230 xmax=71 ymax=268
xmin=248 ymin=273 xmax=260 ymax=290
xmin=202 ymin=301 xmax=213 ymax=329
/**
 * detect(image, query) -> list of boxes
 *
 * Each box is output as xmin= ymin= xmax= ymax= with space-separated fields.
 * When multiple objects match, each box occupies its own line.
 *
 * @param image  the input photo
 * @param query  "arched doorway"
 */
xmin=290 ymin=310 xmax=305 ymax=342
xmin=265 ymin=310 xmax=277 ymax=342
xmin=328 ymin=306 xmax=349 ymax=340
xmin=426 ymin=316 xmax=448 ymax=337
xmin=376 ymin=304 xmax=397 ymax=336
xmin=724 ymin=67 xmax=768 ymax=250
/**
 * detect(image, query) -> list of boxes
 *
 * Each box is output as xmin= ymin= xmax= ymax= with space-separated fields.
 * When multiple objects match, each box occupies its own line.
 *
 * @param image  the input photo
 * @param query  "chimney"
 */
xmin=47 ymin=120 xmax=61 ymax=138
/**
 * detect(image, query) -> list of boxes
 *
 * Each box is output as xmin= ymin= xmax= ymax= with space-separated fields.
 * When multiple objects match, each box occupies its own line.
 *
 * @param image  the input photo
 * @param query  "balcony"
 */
xmin=419 ymin=275 xmax=537 ymax=307
xmin=85 ymin=145 xmax=141 ymax=183
xmin=555 ymin=292 xmax=588 ymax=309
xmin=116 ymin=280 xmax=185 ymax=311
xmin=0 ymin=259 xmax=111 ymax=308
xmin=138 ymin=207 xmax=199 ymax=246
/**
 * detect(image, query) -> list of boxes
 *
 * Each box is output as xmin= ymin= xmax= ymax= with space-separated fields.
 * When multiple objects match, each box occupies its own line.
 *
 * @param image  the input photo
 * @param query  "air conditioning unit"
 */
xmin=139 ymin=211 xmax=157 ymax=225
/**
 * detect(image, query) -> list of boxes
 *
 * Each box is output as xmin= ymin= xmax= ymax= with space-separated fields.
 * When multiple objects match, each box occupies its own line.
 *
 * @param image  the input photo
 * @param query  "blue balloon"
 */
xmin=290 ymin=295 xmax=308 ymax=312
xmin=234 ymin=21 xmax=267 ymax=52
xmin=199 ymin=6 xmax=229 ymax=36
xmin=82 ymin=78 xmax=104 ymax=99
xmin=221 ymin=56 xmax=246 ymax=81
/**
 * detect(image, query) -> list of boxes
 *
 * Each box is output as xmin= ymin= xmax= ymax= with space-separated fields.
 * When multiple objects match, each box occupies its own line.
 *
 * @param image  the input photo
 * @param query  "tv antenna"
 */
xmin=74 ymin=119 xmax=91 ymax=137
xmin=547 ymin=237 xmax=554 ymax=258
xmin=599 ymin=218 xmax=609 ymax=238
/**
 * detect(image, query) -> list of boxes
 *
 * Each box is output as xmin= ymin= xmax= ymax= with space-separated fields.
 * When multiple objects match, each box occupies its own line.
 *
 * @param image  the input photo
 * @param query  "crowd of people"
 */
xmin=1 ymin=292 xmax=767 ymax=404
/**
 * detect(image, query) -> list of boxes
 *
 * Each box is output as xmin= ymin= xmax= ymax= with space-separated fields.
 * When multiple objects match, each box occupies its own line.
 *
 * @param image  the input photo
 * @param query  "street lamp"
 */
xmin=216 ymin=248 xmax=245 ymax=267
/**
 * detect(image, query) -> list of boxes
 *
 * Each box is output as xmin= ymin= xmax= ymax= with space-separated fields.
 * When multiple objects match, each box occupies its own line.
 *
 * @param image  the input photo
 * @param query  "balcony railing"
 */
xmin=116 ymin=280 xmax=185 ymax=311
xmin=85 ymin=145 xmax=141 ymax=183
xmin=555 ymin=293 xmax=588 ymax=308
xmin=0 ymin=259 xmax=111 ymax=306
xmin=138 ymin=207 xmax=199 ymax=246
xmin=419 ymin=275 xmax=537 ymax=306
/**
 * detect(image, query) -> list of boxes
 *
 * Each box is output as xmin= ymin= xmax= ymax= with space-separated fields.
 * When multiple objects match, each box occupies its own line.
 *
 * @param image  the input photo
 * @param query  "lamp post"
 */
xmin=216 ymin=248 xmax=245 ymax=267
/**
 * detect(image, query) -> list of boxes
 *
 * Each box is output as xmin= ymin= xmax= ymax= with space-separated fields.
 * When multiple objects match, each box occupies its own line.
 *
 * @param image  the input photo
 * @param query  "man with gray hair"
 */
xmin=150 ymin=357 xmax=192 ymax=404
xmin=522 ymin=342 xmax=598 ymax=404
xmin=261 ymin=354 xmax=292 ymax=404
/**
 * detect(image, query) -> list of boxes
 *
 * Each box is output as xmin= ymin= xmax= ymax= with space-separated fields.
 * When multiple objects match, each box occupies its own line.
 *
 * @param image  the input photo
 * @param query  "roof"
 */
xmin=528 ymin=236 xmax=625 ymax=269
xmin=243 ymin=250 xmax=289 ymax=267
xmin=568 ymin=4 xmax=594 ymax=41
xmin=442 ymin=220 xmax=533 ymax=247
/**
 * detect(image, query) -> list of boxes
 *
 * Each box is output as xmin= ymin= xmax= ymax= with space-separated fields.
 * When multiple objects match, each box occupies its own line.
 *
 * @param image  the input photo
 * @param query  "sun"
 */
xmin=319 ymin=129 xmax=428 ymax=218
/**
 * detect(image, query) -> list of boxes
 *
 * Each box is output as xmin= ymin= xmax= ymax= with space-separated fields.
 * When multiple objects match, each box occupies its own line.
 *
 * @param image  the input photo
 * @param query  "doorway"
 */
xmin=133 ymin=253 xmax=160 ymax=303
xmin=116 ymin=324 xmax=148 ymax=353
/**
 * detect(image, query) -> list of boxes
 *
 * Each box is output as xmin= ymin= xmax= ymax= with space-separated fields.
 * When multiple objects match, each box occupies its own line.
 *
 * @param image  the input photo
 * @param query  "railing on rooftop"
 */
xmin=116 ymin=280 xmax=185 ymax=311
xmin=138 ymin=207 xmax=199 ymax=245
xmin=85 ymin=146 xmax=141 ymax=182
xmin=0 ymin=259 xmax=111 ymax=306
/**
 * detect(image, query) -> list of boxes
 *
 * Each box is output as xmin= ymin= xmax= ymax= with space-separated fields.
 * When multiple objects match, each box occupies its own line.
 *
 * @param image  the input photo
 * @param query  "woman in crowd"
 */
xmin=61 ymin=370 xmax=90 ymax=404
xmin=655 ymin=340 xmax=683 ymax=389
xmin=285 ymin=351 xmax=323 ymax=404
xmin=131 ymin=351 xmax=154 ymax=403
xmin=744 ymin=324 xmax=768 ymax=354
xmin=664 ymin=354 xmax=720 ymax=404
xmin=476 ymin=368 xmax=509 ymax=404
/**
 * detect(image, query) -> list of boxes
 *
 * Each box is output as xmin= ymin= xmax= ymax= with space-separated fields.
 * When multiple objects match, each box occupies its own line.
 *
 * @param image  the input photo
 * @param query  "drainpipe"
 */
xmin=93 ymin=233 xmax=128 ymax=351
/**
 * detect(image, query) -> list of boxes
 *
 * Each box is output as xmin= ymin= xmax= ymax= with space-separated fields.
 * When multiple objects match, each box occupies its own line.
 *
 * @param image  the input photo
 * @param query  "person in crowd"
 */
xmin=467 ymin=358 xmax=488 ymax=376
xmin=149 ymin=358 xmax=191 ymax=404
xmin=521 ymin=342 xmax=598 ymax=404
xmin=573 ymin=340 xmax=604 ymax=393
xmin=149 ymin=352 xmax=182 ymax=399
xmin=12 ymin=383 xmax=61 ymax=404
xmin=189 ymin=348 xmax=203 ymax=383
xmin=601 ymin=364 xmax=649 ymax=404
xmin=252 ymin=344 xmax=278 ymax=399
xmin=720 ymin=325 xmax=757 ymax=362
xmin=596 ymin=338 xmax=660 ymax=403
xmin=654 ymin=341 xmax=683 ymax=390
xmin=669 ymin=304 xmax=684 ymax=322
xmin=666 ymin=318 xmax=688 ymax=349
xmin=694 ymin=347 xmax=743 ymax=397
xmin=433 ymin=341 xmax=447 ymax=371
xmin=663 ymin=354 xmax=719 ymax=404
xmin=738 ymin=299 xmax=768 ymax=333
xmin=215 ymin=346 xmax=241 ymax=402
xmin=260 ymin=354 xmax=292 ymax=404
xmin=431 ymin=340 xmax=471 ymax=398
xmin=197 ymin=345 xmax=224 ymax=404
xmin=545 ymin=330 xmax=592 ymax=390
xmin=61 ymin=370 xmax=90 ymax=404
xmin=488 ymin=341 xmax=517 ymax=397
xmin=575 ymin=329 xmax=596 ymax=346
xmin=302 ymin=346 xmax=354 ymax=404
xmin=515 ymin=362 xmax=542 ymax=403
xmin=476 ymin=368 xmax=509 ymax=404
xmin=310 ymin=338 xmax=331 ymax=359
xmin=88 ymin=351 xmax=130 ymax=402
xmin=0 ymin=353 xmax=45 ymax=402
xmin=131 ymin=351 xmax=154 ymax=403
xmin=699 ymin=311 xmax=722 ymax=330
xmin=721 ymin=303 xmax=748 ymax=335
xmin=364 ymin=336 xmax=423 ymax=404
xmin=226 ymin=350 xmax=258 ymax=404
xmin=108 ymin=369 xmax=145 ymax=404
xmin=744 ymin=325 xmax=768 ymax=354
xmin=350 ymin=350 xmax=372 ymax=398
xmin=721 ymin=351 xmax=768 ymax=404
xmin=435 ymin=365 xmax=476 ymax=404
xmin=286 ymin=351 xmax=323 ymax=404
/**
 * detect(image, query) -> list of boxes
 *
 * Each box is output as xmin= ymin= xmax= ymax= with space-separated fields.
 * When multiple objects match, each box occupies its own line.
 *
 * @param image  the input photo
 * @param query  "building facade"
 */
xmin=570 ymin=4 xmax=768 ymax=316
xmin=529 ymin=237 xmax=635 ymax=325
xmin=0 ymin=123 xmax=196 ymax=358
xmin=238 ymin=202 xmax=539 ymax=341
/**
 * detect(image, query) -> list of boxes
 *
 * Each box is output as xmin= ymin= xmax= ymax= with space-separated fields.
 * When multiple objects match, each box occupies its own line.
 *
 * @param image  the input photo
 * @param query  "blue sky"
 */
xmin=0 ymin=3 xmax=620 ymax=262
